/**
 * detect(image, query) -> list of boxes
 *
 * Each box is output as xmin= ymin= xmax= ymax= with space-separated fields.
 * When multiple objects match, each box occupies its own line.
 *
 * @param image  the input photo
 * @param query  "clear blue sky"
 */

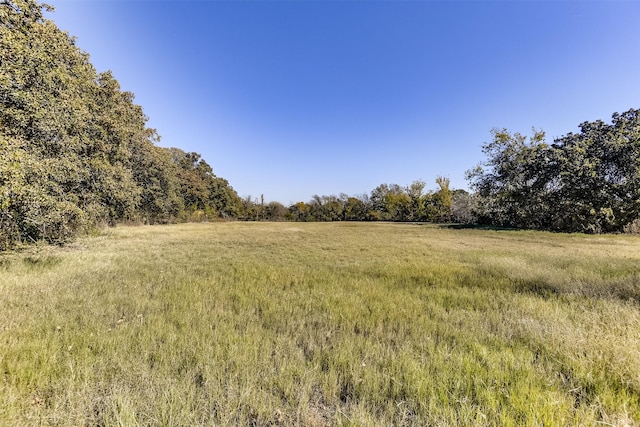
xmin=47 ymin=1 xmax=640 ymax=205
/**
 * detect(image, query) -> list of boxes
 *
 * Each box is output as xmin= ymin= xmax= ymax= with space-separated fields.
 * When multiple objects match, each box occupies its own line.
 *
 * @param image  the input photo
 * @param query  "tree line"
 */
xmin=239 ymin=178 xmax=472 ymax=223
xmin=2 ymin=1 xmax=640 ymax=251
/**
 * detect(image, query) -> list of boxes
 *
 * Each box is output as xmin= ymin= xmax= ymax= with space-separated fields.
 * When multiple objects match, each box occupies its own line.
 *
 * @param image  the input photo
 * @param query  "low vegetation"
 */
xmin=1 ymin=222 xmax=638 ymax=426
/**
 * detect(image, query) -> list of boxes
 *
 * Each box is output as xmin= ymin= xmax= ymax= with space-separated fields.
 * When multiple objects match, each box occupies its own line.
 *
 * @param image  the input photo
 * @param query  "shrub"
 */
xmin=623 ymin=218 xmax=640 ymax=235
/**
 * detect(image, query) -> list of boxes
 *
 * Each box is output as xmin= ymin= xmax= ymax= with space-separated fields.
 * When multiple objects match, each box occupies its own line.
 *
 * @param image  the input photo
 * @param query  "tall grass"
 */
xmin=1 ymin=222 xmax=639 ymax=425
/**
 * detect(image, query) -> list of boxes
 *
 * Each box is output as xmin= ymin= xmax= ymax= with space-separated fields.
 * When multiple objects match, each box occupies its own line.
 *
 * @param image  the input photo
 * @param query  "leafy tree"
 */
xmin=264 ymin=201 xmax=288 ymax=221
xmin=369 ymin=183 xmax=410 ymax=221
xmin=0 ymin=1 xmax=242 ymax=249
xmin=130 ymin=144 xmax=183 ymax=224
xmin=451 ymin=189 xmax=474 ymax=223
xmin=169 ymin=148 xmax=212 ymax=211
xmin=431 ymin=176 xmax=453 ymax=222
xmin=344 ymin=196 xmax=368 ymax=221
xmin=1 ymin=0 xmax=98 ymax=241
xmin=208 ymin=176 xmax=242 ymax=218
xmin=467 ymin=109 xmax=640 ymax=232
xmin=288 ymin=201 xmax=312 ymax=222
xmin=87 ymin=71 xmax=146 ymax=223
xmin=550 ymin=110 xmax=640 ymax=232
xmin=385 ymin=187 xmax=411 ymax=221
xmin=169 ymin=148 xmax=242 ymax=220
xmin=307 ymin=195 xmax=327 ymax=221
xmin=406 ymin=180 xmax=427 ymax=221
xmin=466 ymin=128 xmax=552 ymax=228
xmin=322 ymin=195 xmax=344 ymax=221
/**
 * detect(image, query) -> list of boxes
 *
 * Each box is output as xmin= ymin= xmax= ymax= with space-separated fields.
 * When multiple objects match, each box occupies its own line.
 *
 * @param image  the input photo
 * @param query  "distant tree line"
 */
xmin=240 ymin=178 xmax=472 ymax=223
xmin=0 ymin=0 xmax=242 ymax=250
xmin=2 ymin=1 xmax=639 ymax=251
xmin=467 ymin=108 xmax=640 ymax=233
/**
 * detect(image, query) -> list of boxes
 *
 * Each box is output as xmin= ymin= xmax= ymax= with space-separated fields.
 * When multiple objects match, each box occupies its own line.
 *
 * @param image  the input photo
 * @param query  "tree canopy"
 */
xmin=0 ymin=0 xmax=241 ymax=249
xmin=467 ymin=109 xmax=640 ymax=233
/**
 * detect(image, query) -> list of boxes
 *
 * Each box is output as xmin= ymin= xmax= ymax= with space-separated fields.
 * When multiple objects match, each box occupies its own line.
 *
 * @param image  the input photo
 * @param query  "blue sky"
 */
xmin=47 ymin=1 xmax=640 ymax=204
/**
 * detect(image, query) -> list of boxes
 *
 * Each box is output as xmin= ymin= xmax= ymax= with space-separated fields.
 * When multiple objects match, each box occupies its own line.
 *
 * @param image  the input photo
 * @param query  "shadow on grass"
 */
xmin=22 ymin=255 xmax=62 ymax=269
xmin=385 ymin=222 xmax=520 ymax=231
xmin=0 ymin=256 xmax=12 ymax=269
xmin=514 ymin=278 xmax=559 ymax=299
xmin=515 ymin=276 xmax=639 ymax=304
xmin=440 ymin=223 xmax=520 ymax=231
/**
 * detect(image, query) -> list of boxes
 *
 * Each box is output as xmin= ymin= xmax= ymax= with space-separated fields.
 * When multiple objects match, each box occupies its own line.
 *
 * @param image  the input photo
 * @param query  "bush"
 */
xmin=623 ymin=218 xmax=640 ymax=235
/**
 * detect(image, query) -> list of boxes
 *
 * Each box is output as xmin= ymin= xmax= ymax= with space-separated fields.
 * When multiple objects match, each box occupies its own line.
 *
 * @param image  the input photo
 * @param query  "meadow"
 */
xmin=0 ymin=222 xmax=639 ymax=426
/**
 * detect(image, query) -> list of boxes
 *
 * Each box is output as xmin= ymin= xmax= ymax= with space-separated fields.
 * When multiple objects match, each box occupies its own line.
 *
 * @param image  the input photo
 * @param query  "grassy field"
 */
xmin=1 ymin=222 xmax=639 ymax=426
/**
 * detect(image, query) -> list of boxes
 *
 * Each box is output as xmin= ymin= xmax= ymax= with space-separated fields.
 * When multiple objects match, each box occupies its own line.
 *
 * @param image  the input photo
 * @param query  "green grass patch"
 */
xmin=1 ymin=222 xmax=639 ymax=425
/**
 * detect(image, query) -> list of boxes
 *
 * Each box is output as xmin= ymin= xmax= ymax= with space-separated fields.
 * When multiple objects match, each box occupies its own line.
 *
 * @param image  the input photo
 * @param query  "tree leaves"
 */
xmin=468 ymin=109 xmax=640 ymax=233
xmin=0 ymin=0 xmax=242 ymax=249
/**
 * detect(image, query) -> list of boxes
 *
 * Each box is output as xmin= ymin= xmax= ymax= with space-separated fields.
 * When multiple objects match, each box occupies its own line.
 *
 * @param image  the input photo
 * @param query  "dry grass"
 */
xmin=1 ymin=222 xmax=639 ymax=425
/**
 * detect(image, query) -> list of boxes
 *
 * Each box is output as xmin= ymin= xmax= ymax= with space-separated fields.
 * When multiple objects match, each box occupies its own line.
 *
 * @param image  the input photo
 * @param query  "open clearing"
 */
xmin=1 ymin=222 xmax=639 ymax=426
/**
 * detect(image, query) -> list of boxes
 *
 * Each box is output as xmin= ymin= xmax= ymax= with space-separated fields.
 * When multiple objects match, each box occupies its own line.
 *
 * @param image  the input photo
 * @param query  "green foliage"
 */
xmin=284 ymin=180 xmax=459 ymax=223
xmin=168 ymin=148 xmax=242 ymax=220
xmin=130 ymin=143 xmax=183 ymax=224
xmin=288 ymin=201 xmax=312 ymax=221
xmin=623 ymin=218 xmax=640 ymax=235
xmin=431 ymin=176 xmax=453 ymax=222
xmin=0 ymin=1 xmax=241 ymax=249
xmin=466 ymin=128 xmax=550 ymax=229
xmin=468 ymin=109 xmax=640 ymax=233
xmin=343 ymin=196 xmax=368 ymax=221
